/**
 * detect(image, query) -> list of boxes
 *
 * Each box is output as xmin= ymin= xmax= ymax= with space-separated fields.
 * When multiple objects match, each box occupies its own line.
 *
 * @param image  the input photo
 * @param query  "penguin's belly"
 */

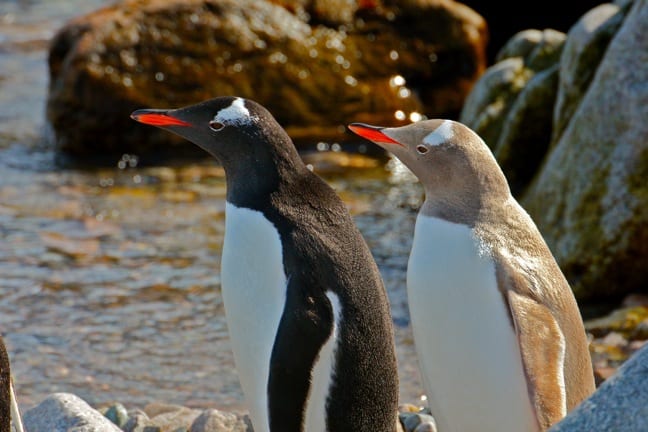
xmin=221 ymin=202 xmax=287 ymax=432
xmin=408 ymin=215 xmax=538 ymax=432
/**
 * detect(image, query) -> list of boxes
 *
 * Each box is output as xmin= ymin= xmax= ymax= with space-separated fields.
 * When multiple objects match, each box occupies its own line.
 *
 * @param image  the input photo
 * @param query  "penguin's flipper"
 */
xmin=507 ymin=290 xmax=567 ymax=430
xmin=267 ymin=275 xmax=333 ymax=431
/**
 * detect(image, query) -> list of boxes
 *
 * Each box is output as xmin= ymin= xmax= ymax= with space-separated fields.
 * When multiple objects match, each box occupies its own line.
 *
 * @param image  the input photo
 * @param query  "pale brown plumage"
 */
xmin=349 ymin=119 xmax=595 ymax=430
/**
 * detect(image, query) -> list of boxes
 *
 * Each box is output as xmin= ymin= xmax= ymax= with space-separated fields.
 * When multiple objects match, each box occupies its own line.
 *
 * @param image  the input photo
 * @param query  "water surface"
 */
xmin=0 ymin=0 xmax=425 ymax=411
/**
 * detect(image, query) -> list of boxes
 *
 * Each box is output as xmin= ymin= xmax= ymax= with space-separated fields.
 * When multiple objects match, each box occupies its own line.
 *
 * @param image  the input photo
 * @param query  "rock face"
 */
xmin=47 ymin=0 xmax=487 ymax=157
xmin=549 ymin=344 xmax=648 ymax=432
xmin=522 ymin=0 xmax=648 ymax=302
xmin=23 ymin=393 xmax=122 ymax=432
xmin=460 ymin=0 xmax=646 ymax=302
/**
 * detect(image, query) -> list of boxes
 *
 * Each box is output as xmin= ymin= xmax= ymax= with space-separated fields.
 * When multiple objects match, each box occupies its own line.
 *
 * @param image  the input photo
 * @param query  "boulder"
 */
xmin=461 ymin=0 xmax=604 ymax=63
xmin=551 ymin=3 xmax=627 ymax=143
xmin=46 ymin=0 xmax=487 ymax=157
xmin=460 ymin=28 xmax=565 ymax=195
xmin=23 ymin=393 xmax=122 ymax=432
xmin=493 ymin=64 xmax=559 ymax=194
xmin=522 ymin=0 xmax=648 ymax=301
xmin=549 ymin=344 xmax=648 ymax=432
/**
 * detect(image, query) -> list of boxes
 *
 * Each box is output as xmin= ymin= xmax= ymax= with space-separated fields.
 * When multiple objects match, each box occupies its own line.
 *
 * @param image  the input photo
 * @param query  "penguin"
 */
xmin=0 ymin=336 xmax=24 ymax=432
xmin=348 ymin=120 xmax=595 ymax=432
xmin=131 ymin=97 xmax=399 ymax=432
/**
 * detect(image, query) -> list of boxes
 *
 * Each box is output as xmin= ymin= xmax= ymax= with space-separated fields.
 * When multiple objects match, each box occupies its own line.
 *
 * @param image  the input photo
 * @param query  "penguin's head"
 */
xmin=132 ymin=96 xmax=307 ymax=203
xmin=131 ymin=96 xmax=298 ymax=169
xmin=349 ymin=120 xmax=510 ymax=221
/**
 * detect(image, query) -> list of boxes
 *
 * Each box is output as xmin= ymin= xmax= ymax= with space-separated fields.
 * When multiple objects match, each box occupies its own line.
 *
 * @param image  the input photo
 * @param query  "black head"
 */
xmin=131 ymin=96 xmax=307 ymax=204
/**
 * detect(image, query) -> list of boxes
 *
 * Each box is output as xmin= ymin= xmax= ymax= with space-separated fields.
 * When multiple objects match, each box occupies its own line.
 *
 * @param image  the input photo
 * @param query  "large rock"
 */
xmin=549 ymin=344 xmax=648 ymax=431
xmin=461 ymin=0 xmax=603 ymax=63
xmin=23 ymin=393 xmax=122 ymax=432
xmin=47 ymin=0 xmax=487 ymax=157
xmin=551 ymin=3 xmax=627 ymax=143
xmin=460 ymin=28 xmax=565 ymax=195
xmin=522 ymin=0 xmax=648 ymax=301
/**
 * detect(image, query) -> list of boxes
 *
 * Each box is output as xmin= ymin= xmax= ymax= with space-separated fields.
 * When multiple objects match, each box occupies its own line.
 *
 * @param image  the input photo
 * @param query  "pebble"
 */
xmin=189 ymin=409 xmax=252 ymax=432
xmin=103 ymin=403 xmax=129 ymax=428
xmin=400 ymin=407 xmax=438 ymax=432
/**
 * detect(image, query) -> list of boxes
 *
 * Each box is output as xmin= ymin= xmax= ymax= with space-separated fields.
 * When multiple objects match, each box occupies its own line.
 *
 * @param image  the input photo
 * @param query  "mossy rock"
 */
xmin=522 ymin=0 xmax=648 ymax=302
xmin=460 ymin=29 xmax=564 ymax=194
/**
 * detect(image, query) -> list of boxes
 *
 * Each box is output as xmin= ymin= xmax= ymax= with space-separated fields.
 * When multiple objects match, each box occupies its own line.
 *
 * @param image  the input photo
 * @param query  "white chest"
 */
xmin=221 ymin=202 xmax=287 ymax=432
xmin=407 ymin=215 xmax=538 ymax=432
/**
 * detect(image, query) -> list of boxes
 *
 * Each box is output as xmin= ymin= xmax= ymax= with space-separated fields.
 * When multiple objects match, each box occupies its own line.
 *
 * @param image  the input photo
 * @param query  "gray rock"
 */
xmin=103 ymin=403 xmax=129 ymax=428
xmin=123 ymin=409 xmax=159 ymax=432
xmin=525 ymin=29 xmax=566 ymax=71
xmin=552 ymin=3 xmax=626 ymax=143
xmin=496 ymin=29 xmax=544 ymax=62
xmin=149 ymin=406 xmax=202 ymax=432
xmin=400 ymin=411 xmax=438 ymax=432
xmin=494 ymin=63 xmax=560 ymax=195
xmin=143 ymin=403 xmax=188 ymax=419
xmin=549 ymin=344 xmax=648 ymax=431
xmin=23 ymin=393 xmax=122 ymax=432
xmin=460 ymin=27 xmax=564 ymax=179
xmin=459 ymin=57 xmax=532 ymax=147
xmin=522 ymin=0 xmax=648 ymax=301
xmin=189 ymin=409 xmax=252 ymax=432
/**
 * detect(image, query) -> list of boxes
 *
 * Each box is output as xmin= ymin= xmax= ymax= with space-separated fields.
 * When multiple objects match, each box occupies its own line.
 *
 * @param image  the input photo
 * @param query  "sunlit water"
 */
xmin=0 ymin=0 xmax=425 ymax=412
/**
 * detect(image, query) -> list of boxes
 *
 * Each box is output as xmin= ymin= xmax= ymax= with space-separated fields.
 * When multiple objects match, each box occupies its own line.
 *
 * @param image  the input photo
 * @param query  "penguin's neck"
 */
xmin=224 ymin=141 xmax=308 ymax=211
xmin=420 ymin=194 xmax=481 ymax=227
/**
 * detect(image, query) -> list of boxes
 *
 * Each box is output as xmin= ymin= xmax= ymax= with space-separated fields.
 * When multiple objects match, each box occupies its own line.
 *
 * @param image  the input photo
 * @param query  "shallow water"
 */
xmin=0 ymin=0 xmax=425 ymax=411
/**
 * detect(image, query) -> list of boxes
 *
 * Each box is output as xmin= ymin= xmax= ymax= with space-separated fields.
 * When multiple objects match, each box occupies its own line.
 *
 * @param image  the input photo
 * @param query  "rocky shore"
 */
xmin=20 ymin=342 xmax=648 ymax=432
xmin=20 ymin=296 xmax=648 ymax=431
xmin=23 ymin=394 xmax=441 ymax=432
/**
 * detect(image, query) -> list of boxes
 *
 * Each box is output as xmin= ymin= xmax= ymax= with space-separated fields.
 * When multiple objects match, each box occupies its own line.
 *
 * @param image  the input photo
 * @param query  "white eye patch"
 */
xmin=422 ymin=120 xmax=454 ymax=147
xmin=213 ymin=98 xmax=257 ymax=126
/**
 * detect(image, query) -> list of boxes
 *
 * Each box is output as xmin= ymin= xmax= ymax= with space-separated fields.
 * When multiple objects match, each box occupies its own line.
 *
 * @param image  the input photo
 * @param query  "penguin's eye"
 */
xmin=209 ymin=120 xmax=225 ymax=131
xmin=416 ymin=144 xmax=429 ymax=154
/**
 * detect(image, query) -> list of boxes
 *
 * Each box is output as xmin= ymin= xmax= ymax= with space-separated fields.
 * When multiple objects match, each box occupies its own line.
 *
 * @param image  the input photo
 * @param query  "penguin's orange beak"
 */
xmin=131 ymin=109 xmax=191 ymax=127
xmin=348 ymin=123 xmax=403 ymax=146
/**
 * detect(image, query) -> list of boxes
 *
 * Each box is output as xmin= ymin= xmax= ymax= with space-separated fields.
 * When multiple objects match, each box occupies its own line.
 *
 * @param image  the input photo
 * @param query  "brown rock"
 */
xmin=46 ymin=0 xmax=487 ymax=157
xmin=585 ymin=307 xmax=648 ymax=338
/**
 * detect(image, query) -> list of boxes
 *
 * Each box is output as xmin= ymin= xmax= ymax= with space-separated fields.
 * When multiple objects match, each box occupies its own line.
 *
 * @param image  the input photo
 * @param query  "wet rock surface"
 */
xmin=46 ymin=0 xmax=487 ymax=157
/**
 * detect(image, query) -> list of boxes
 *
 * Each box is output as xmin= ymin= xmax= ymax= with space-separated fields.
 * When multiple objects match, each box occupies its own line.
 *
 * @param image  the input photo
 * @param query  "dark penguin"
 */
xmin=0 ymin=337 xmax=24 ymax=432
xmin=131 ymin=97 xmax=399 ymax=432
xmin=349 ymin=120 xmax=595 ymax=431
